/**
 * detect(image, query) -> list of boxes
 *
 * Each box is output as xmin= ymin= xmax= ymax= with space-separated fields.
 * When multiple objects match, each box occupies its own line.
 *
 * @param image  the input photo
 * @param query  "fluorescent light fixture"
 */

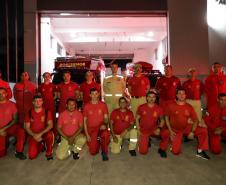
xmin=70 ymin=33 xmax=76 ymax=37
xmin=60 ymin=13 xmax=73 ymax=16
xmin=69 ymin=36 xmax=155 ymax=42
xmin=147 ymin=31 xmax=154 ymax=37
xmin=207 ymin=0 xmax=226 ymax=29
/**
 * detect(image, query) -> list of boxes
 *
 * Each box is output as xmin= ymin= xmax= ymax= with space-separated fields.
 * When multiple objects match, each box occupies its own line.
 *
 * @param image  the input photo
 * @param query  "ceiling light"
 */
xmin=59 ymin=13 xmax=73 ymax=16
xmin=70 ymin=33 xmax=76 ymax=37
xmin=207 ymin=0 xmax=226 ymax=29
xmin=147 ymin=31 xmax=154 ymax=37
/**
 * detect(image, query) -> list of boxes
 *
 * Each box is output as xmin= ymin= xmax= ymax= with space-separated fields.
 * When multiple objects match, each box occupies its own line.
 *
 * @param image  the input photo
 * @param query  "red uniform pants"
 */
xmin=160 ymin=125 xmax=209 ymax=155
xmin=0 ymin=124 xmax=25 ymax=157
xmin=208 ymin=128 xmax=226 ymax=154
xmin=28 ymin=131 xmax=54 ymax=159
xmin=47 ymin=106 xmax=57 ymax=137
xmin=139 ymin=129 xmax=169 ymax=154
xmin=87 ymin=127 xmax=110 ymax=155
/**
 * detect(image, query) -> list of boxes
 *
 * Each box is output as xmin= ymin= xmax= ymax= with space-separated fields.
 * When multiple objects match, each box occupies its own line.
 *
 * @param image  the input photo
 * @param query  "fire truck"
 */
xmin=53 ymin=56 xmax=105 ymax=84
xmin=52 ymin=56 xmax=106 ymax=110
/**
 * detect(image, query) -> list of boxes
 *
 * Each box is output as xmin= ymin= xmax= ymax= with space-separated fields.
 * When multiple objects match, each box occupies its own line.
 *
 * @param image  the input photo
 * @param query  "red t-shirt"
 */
xmin=80 ymin=81 xmax=100 ymax=104
xmin=137 ymin=103 xmax=163 ymax=134
xmin=128 ymin=75 xmax=150 ymax=97
xmin=182 ymin=79 xmax=203 ymax=100
xmin=165 ymin=102 xmax=197 ymax=131
xmin=205 ymin=74 xmax=226 ymax=107
xmin=204 ymin=105 xmax=226 ymax=132
xmin=155 ymin=76 xmax=181 ymax=101
xmin=25 ymin=109 xmax=52 ymax=133
xmin=0 ymin=79 xmax=12 ymax=99
xmin=0 ymin=101 xmax=17 ymax=128
xmin=13 ymin=81 xmax=36 ymax=113
xmin=38 ymin=83 xmax=57 ymax=110
xmin=58 ymin=110 xmax=83 ymax=137
xmin=57 ymin=82 xmax=79 ymax=113
xmin=110 ymin=108 xmax=134 ymax=135
xmin=83 ymin=101 xmax=108 ymax=128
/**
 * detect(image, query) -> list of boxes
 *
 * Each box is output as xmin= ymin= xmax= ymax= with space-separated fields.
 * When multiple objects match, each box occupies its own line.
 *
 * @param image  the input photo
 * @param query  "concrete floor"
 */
xmin=0 ymin=139 xmax=226 ymax=185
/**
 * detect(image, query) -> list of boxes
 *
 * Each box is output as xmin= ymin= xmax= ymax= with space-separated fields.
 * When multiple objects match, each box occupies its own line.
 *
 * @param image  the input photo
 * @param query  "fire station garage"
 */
xmin=0 ymin=0 xmax=226 ymax=185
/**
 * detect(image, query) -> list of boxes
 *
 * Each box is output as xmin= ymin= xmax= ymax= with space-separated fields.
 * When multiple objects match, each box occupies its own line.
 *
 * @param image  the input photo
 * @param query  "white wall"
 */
xmin=24 ymin=0 xmax=38 ymax=83
xmin=132 ymin=42 xmax=163 ymax=70
xmin=41 ymin=18 xmax=66 ymax=77
xmin=168 ymin=0 xmax=209 ymax=77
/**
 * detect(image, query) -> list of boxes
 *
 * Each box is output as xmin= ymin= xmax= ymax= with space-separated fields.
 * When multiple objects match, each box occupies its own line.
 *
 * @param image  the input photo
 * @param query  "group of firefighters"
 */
xmin=0 ymin=61 xmax=226 ymax=161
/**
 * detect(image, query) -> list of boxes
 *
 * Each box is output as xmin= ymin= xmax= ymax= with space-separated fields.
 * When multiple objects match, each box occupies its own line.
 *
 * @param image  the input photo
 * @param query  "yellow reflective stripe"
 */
xmin=130 ymin=139 xmax=138 ymax=142
xmin=105 ymin=94 xmax=113 ymax=96
xmin=115 ymin=94 xmax=122 ymax=96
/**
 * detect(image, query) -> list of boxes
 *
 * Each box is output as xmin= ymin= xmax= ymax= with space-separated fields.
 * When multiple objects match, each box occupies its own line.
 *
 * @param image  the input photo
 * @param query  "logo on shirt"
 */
xmin=173 ymin=82 xmax=177 ymax=86
xmin=153 ymin=111 xmax=158 ymax=118
xmin=41 ymin=116 xmax=45 ymax=122
xmin=98 ymin=109 xmax=102 ymax=115
xmin=184 ymin=110 xmax=190 ymax=116
xmin=142 ymin=111 xmax=147 ymax=115
xmin=196 ymin=85 xmax=200 ymax=89
xmin=163 ymin=83 xmax=167 ymax=86
xmin=116 ymin=116 xmax=120 ymax=120
xmin=72 ymin=119 xmax=76 ymax=124
xmin=89 ymin=111 xmax=93 ymax=115
xmin=141 ymin=80 xmax=145 ymax=85
xmin=125 ymin=115 xmax=129 ymax=122
xmin=175 ymin=111 xmax=179 ymax=115
xmin=68 ymin=87 xmax=72 ymax=91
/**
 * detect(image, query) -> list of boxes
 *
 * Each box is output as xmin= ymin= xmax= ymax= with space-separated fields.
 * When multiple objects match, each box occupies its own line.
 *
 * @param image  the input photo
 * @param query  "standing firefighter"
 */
xmin=13 ymin=72 xmax=36 ymax=126
xmin=155 ymin=65 xmax=181 ymax=110
xmin=205 ymin=62 xmax=226 ymax=109
xmin=57 ymin=71 xmax=80 ymax=113
xmin=103 ymin=62 xmax=126 ymax=114
xmin=128 ymin=63 xmax=150 ymax=116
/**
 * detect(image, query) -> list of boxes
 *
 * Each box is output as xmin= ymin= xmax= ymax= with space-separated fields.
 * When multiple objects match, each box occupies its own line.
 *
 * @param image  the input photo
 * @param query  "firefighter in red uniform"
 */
xmin=0 ymin=87 xmax=26 ymax=159
xmin=128 ymin=63 xmax=150 ymax=116
xmin=13 ymin=72 xmax=36 ymax=126
xmin=205 ymin=62 xmax=226 ymax=109
xmin=155 ymin=65 xmax=181 ymax=109
xmin=0 ymin=69 xmax=12 ymax=99
xmin=204 ymin=93 xmax=226 ymax=154
xmin=25 ymin=94 xmax=54 ymax=160
xmin=182 ymin=68 xmax=204 ymax=122
xmin=161 ymin=88 xmax=210 ymax=160
xmin=57 ymin=71 xmax=80 ymax=113
xmin=56 ymin=98 xmax=86 ymax=160
xmin=80 ymin=71 xmax=100 ymax=105
xmin=83 ymin=88 xmax=110 ymax=161
xmin=136 ymin=90 xmax=165 ymax=156
xmin=110 ymin=97 xmax=137 ymax=156
xmin=38 ymin=72 xmax=57 ymax=135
